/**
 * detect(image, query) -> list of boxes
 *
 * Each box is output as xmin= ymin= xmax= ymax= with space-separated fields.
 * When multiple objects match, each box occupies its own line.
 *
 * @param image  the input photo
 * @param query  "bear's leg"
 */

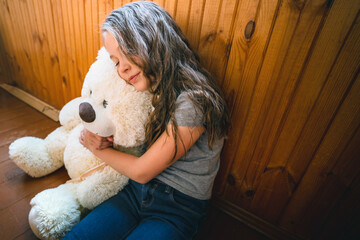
xmin=28 ymin=184 xmax=83 ymax=240
xmin=76 ymin=166 xmax=129 ymax=209
xmin=9 ymin=126 xmax=71 ymax=177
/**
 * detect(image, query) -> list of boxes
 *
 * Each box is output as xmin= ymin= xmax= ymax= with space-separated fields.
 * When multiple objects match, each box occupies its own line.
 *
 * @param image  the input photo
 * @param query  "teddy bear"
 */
xmin=8 ymin=47 xmax=153 ymax=240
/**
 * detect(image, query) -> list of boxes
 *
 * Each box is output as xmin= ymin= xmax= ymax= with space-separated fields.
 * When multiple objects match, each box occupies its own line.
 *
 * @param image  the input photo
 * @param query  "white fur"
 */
xmin=9 ymin=47 xmax=153 ymax=239
xmin=76 ymin=166 xmax=129 ymax=209
xmin=9 ymin=130 xmax=68 ymax=177
xmin=29 ymin=184 xmax=80 ymax=240
xmin=58 ymin=97 xmax=83 ymax=130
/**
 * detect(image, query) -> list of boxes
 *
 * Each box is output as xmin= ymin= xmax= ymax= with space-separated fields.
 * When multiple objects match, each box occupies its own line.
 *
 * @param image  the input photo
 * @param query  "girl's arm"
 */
xmin=80 ymin=124 xmax=205 ymax=184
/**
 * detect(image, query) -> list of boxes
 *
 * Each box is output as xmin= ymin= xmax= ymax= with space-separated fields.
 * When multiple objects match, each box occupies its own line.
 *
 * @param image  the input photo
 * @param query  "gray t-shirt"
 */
xmin=155 ymin=92 xmax=224 ymax=200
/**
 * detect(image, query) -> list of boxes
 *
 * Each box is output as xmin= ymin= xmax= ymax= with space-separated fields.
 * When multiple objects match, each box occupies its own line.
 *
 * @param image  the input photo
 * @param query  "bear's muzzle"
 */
xmin=79 ymin=102 xmax=96 ymax=123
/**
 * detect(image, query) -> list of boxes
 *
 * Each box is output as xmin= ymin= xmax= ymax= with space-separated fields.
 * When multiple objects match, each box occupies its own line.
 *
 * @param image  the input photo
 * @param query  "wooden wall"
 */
xmin=0 ymin=0 xmax=359 ymax=239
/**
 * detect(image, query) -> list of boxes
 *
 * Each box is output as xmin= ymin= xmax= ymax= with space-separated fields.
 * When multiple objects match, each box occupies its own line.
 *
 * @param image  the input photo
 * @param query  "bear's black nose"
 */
xmin=79 ymin=102 xmax=96 ymax=123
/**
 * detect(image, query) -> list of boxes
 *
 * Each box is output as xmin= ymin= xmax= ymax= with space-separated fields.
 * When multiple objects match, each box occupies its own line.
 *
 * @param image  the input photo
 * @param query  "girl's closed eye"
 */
xmin=115 ymin=61 xmax=119 ymax=67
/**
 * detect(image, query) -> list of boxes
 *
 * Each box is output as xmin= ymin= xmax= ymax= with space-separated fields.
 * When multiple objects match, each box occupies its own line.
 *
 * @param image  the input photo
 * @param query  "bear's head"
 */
xmin=78 ymin=47 xmax=153 ymax=148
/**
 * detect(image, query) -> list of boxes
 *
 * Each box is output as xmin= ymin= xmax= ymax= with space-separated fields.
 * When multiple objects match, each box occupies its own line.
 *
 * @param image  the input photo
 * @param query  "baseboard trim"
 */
xmin=0 ymin=83 xmax=60 ymax=122
xmin=211 ymin=196 xmax=304 ymax=240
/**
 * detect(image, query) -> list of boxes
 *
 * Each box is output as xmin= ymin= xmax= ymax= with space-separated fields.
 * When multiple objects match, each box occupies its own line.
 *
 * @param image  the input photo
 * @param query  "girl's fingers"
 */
xmin=98 ymin=140 xmax=113 ymax=150
xmin=79 ymin=128 xmax=113 ymax=150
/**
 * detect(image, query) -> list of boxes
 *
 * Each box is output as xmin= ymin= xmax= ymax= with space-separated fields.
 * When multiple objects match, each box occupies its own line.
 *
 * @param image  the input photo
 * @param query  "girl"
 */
xmin=63 ymin=1 xmax=229 ymax=239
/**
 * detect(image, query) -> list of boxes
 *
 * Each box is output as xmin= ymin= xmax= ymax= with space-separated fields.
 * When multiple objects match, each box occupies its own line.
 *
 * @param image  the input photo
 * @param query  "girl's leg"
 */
xmin=125 ymin=217 xmax=184 ymax=240
xmin=62 ymin=181 xmax=140 ymax=240
xmin=126 ymin=180 xmax=208 ymax=240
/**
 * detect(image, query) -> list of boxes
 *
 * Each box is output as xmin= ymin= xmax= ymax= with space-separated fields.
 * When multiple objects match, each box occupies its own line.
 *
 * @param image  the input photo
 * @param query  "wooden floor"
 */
xmin=0 ymin=88 xmax=268 ymax=240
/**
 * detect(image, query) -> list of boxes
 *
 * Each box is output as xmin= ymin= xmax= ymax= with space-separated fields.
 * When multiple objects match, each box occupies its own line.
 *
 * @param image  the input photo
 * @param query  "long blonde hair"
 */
xmin=102 ymin=1 xmax=230 ymax=157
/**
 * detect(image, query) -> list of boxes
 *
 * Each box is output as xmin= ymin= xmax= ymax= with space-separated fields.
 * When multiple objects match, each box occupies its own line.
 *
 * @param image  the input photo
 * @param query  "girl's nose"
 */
xmin=117 ymin=60 xmax=130 ymax=75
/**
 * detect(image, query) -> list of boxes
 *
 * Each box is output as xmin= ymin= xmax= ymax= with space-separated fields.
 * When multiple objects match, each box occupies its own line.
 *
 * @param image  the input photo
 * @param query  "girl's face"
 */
xmin=103 ymin=31 xmax=150 ymax=92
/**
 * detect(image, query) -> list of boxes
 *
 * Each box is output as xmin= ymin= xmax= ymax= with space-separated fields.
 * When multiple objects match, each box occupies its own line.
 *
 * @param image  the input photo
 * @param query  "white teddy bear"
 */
xmin=9 ymin=47 xmax=153 ymax=240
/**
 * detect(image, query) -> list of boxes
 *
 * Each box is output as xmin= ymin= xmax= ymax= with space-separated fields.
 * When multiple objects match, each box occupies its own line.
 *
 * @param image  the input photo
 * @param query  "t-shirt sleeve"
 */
xmin=173 ymin=92 xmax=203 ymax=127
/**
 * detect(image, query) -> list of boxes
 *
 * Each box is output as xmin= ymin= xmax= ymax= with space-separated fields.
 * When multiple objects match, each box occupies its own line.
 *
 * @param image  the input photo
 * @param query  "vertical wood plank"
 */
xmin=186 ymin=0 xmax=206 ymax=51
xmin=296 ymin=122 xmax=360 ymax=238
xmin=6 ymin=0 xmax=39 ymax=98
xmin=113 ymin=0 xmax=123 ymax=9
xmin=72 ymin=0 xmax=86 ymax=95
xmin=317 ymin=174 xmax=360 ymax=239
xmin=224 ymin=0 xmax=307 ymax=208
xmin=197 ymin=0 xmax=239 ymax=84
xmin=20 ymin=0 xmax=52 ymax=103
xmin=280 ymin=69 xmax=360 ymax=234
xmin=40 ymin=0 xmax=68 ymax=108
xmin=213 ymin=0 xmax=262 ymax=195
xmin=264 ymin=0 xmax=359 ymax=177
xmin=251 ymin=0 xmax=360 ymax=224
xmin=214 ymin=0 xmax=279 ymax=196
xmin=99 ymin=0 xmax=113 ymax=32
xmin=92 ymin=0 xmax=101 ymax=52
xmin=29 ymin=0 xmax=55 ymax=106
xmin=164 ymin=0 xmax=178 ymax=18
xmin=59 ymin=0 xmax=77 ymax=100
xmin=0 ymin=1 xmax=16 ymax=85
xmin=76 ymin=0 xmax=90 ymax=88
xmin=107 ymin=0 xmax=114 ymax=18
xmin=227 ymin=0 xmax=328 ymax=212
xmin=31 ymin=0 xmax=65 ymax=108
xmin=1 ymin=0 xmax=27 ymax=90
xmin=84 ymin=0 xmax=96 ymax=68
xmin=50 ymin=0 xmax=72 ymax=104
xmin=197 ymin=0 xmax=222 ymax=69
xmin=67 ymin=0 xmax=82 ymax=96
xmin=98 ymin=0 xmax=106 ymax=51
xmin=24 ymin=0 xmax=55 ymax=101
xmin=0 ymin=1 xmax=25 ymax=87
xmin=152 ymin=0 xmax=165 ymax=8
xmin=174 ymin=0 xmax=191 ymax=35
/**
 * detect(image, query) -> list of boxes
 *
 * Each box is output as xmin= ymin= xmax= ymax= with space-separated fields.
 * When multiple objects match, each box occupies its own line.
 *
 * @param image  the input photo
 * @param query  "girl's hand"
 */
xmin=79 ymin=128 xmax=113 ymax=152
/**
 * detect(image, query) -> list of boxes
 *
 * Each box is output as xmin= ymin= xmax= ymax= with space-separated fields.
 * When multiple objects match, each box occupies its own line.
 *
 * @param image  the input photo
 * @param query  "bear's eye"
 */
xmin=90 ymin=90 xmax=92 ymax=95
xmin=103 ymin=100 xmax=108 ymax=108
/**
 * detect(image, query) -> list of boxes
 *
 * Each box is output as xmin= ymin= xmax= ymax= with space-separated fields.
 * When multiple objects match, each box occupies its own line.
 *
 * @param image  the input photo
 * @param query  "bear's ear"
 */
xmin=59 ymin=97 xmax=83 ymax=129
xmin=81 ymin=79 xmax=90 ymax=98
xmin=96 ymin=47 xmax=110 ymax=61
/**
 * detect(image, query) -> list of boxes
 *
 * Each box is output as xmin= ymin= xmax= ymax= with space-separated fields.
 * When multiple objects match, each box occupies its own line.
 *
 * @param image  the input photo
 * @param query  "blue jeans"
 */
xmin=62 ymin=179 xmax=208 ymax=240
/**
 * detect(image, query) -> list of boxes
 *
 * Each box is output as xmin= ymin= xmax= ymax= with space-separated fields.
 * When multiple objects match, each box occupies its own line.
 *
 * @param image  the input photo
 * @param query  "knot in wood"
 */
xmin=245 ymin=21 xmax=255 ymax=40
